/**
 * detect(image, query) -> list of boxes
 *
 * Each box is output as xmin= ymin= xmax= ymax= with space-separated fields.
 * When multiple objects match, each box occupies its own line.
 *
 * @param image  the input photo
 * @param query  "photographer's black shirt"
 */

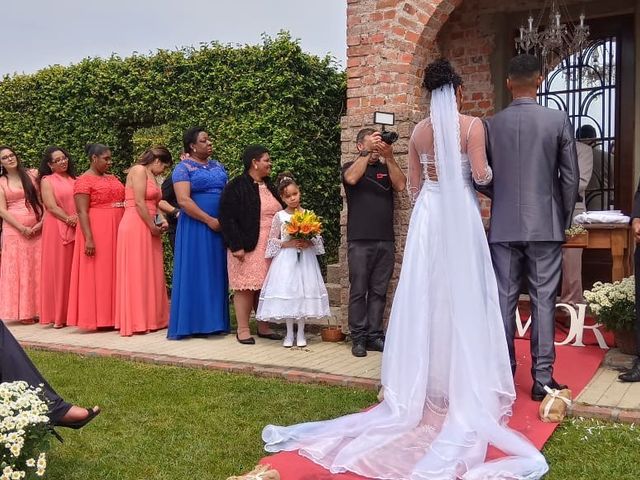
xmin=342 ymin=159 xmax=394 ymax=242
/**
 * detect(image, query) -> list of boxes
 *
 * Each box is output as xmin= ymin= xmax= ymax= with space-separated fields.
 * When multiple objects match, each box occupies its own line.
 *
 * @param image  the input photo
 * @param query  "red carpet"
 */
xmin=259 ymin=334 xmax=607 ymax=479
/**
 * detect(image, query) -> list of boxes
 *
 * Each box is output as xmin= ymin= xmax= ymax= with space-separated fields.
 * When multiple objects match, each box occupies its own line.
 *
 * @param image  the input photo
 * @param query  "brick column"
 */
xmin=337 ymin=0 xmax=462 ymax=329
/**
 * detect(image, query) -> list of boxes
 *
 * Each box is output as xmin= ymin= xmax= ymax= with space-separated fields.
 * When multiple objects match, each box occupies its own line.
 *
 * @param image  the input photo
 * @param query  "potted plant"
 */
xmin=563 ymin=224 xmax=588 ymax=248
xmin=321 ymin=315 xmax=345 ymax=342
xmin=584 ymin=276 xmax=637 ymax=354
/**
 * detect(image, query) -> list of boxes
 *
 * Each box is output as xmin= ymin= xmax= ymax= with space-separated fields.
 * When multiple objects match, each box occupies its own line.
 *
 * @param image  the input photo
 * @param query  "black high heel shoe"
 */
xmin=55 ymin=407 xmax=101 ymax=430
xmin=49 ymin=427 xmax=64 ymax=443
xmin=236 ymin=334 xmax=255 ymax=345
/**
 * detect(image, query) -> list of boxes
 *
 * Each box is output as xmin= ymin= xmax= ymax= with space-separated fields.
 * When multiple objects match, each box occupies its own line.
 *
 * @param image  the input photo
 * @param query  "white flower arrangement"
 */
xmin=0 ymin=382 xmax=51 ymax=479
xmin=583 ymin=276 xmax=635 ymax=331
xmin=565 ymin=224 xmax=587 ymax=236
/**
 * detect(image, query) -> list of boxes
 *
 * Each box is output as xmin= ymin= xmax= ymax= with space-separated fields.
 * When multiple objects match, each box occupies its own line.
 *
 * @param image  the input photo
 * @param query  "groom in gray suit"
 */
xmin=485 ymin=54 xmax=579 ymax=401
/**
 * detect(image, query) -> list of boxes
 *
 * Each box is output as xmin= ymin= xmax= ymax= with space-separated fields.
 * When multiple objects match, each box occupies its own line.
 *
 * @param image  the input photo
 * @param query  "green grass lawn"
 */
xmin=29 ymin=350 xmax=640 ymax=479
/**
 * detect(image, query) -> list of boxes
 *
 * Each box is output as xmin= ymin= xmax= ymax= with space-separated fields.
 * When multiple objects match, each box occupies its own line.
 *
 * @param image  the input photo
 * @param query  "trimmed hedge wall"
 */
xmin=0 ymin=33 xmax=345 ymax=269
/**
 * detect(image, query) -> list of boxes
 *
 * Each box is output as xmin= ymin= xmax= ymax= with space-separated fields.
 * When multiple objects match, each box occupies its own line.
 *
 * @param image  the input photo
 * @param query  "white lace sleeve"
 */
xmin=265 ymin=212 xmax=283 ymax=258
xmin=407 ymin=132 xmax=423 ymax=204
xmin=467 ymin=117 xmax=493 ymax=185
xmin=311 ymin=235 xmax=325 ymax=255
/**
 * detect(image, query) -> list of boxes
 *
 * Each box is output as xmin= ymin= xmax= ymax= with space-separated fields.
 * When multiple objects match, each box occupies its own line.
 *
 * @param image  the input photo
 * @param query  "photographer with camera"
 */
xmin=342 ymin=128 xmax=406 ymax=357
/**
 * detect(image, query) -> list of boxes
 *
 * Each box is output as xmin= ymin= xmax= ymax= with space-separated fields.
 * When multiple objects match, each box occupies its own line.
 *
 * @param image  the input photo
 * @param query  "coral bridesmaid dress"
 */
xmin=0 ymin=177 xmax=41 ymax=322
xmin=67 ymin=174 xmax=124 ymax=330
xmin=115 ymin=178 xmax=169 ymax=336
xmin=39 ymin=173 xmax=76 ymax=327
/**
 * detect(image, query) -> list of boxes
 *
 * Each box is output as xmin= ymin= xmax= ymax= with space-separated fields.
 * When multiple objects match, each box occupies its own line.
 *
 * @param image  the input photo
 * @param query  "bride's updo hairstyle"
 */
xmin=423 ymin=58 xmax=463 ymax=92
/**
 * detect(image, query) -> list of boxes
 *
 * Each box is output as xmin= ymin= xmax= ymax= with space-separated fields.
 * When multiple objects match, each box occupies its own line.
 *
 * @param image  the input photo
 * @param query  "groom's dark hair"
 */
xmin=508 ymin=54 xmax=541 ymax=83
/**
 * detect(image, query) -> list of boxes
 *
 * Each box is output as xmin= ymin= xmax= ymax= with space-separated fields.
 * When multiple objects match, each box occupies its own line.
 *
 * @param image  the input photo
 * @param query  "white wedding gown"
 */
xmin=262 ymin=86 xmax=548 ymax=480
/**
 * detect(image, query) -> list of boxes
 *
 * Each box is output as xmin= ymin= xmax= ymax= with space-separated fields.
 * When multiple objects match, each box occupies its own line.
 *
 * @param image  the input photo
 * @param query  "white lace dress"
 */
xmin=255 ymin=209 xmax=330 ymax=323
xmin=262 ymin=92 xmax=548 ymax=480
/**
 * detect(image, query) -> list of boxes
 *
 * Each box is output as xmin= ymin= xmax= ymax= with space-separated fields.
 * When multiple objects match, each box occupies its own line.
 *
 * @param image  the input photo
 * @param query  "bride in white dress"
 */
xmin=262 ymin=59 xmax=548 ymax=480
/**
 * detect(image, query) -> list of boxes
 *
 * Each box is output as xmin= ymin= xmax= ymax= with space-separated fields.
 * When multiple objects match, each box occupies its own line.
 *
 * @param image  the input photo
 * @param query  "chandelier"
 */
xmin=515 ymin=0 xmax=590 ymax=71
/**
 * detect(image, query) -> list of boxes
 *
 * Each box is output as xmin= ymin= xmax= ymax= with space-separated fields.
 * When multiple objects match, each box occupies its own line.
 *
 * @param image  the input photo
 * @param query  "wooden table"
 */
xmin=582 ymin=223 xmax=634 ymax=281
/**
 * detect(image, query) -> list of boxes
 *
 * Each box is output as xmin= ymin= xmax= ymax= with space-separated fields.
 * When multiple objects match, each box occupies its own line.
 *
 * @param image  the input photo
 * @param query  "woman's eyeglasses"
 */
xmin=0 ymin=153 xmax=17 ymax=162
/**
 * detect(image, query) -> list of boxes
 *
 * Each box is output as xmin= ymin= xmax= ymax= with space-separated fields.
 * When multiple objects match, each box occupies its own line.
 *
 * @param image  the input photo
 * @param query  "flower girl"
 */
xmin=256 ymin=173 xmax=330 ymax=347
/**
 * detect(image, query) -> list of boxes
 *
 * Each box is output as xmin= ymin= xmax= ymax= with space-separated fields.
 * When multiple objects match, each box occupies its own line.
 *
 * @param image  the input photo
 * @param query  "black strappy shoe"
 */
xmin=55 ymin=407 xmax=101 ymax=430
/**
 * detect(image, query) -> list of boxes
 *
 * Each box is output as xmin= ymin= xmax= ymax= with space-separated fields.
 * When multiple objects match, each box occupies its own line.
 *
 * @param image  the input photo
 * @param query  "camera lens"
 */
xmin=381 ymin=131 xmax=398 ymax=145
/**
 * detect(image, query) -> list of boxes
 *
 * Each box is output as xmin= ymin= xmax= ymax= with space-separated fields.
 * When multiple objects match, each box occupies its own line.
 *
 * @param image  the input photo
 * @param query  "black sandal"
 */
xmin=56 ymin=407 xmax=101 ymax=430
xmin=236 ymin=334 xmax=256 ymax=345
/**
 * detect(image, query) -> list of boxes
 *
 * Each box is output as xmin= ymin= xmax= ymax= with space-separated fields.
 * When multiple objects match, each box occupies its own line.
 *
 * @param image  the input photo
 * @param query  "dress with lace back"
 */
xmin=262 ymin=99 xmax=548 ymax=480
xmin=408 ymin=114 xmax=492 ymax=200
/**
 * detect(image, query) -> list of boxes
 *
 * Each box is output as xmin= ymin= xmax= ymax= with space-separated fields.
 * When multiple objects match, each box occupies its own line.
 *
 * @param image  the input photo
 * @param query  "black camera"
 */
xmin=374 ymin=111 xmax=398 ymax=145
xmin=380 ymin=130 xmax=399 ymax=145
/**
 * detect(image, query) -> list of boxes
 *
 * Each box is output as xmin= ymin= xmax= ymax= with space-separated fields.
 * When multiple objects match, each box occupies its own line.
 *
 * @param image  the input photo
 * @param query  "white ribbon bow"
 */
xmin=542 ymin=386 xmax=572 ymax=418
xmin=243 ymin=465 xmax=272 ymax=480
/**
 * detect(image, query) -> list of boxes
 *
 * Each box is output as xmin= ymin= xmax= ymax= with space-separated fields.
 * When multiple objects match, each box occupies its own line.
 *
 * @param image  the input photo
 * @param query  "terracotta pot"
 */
xmin=562 ymin=231 xmax=588 ymax=248
xmin=614 ymin=329 xmax=638 ymax=355
xmin=321 ymin=326 xmax=345 ymax=342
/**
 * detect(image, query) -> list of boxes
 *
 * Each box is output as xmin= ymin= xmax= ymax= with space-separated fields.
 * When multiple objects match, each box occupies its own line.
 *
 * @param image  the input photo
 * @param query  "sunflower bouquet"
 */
xmin=284 ymin=210 xmax=323 ymax=260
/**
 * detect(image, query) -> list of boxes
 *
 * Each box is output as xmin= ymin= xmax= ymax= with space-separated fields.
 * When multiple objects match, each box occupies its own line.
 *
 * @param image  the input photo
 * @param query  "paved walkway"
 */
xmin=9 ymin=322 xmax=640 ymax=423
xmin=571 ymin=349 xmax=640 ymax=423
xmin=8 ymin=322 xmax=382 ymax=390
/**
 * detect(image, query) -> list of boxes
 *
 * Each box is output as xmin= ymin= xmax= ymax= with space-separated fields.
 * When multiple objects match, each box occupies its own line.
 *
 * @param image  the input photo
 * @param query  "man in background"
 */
xmin=559 ymin=128 xmax=594 ymax=315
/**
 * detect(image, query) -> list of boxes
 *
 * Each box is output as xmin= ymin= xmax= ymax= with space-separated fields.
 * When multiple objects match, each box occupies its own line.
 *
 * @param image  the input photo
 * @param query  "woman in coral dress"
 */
xmin=0 ymin=146 xmax=43 ymax=323
xmin=67 ymin=143 xmax=125 ymax=330
xmin=115 ymin=147 xmax=172 ymax=336
xmin=38 ymin=146 xmax=77 ymax=328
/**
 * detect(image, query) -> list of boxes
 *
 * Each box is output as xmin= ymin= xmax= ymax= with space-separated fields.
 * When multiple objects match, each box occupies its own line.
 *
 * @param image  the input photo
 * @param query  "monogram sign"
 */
xmin=515 ymin=303 xmax=609 ymax=350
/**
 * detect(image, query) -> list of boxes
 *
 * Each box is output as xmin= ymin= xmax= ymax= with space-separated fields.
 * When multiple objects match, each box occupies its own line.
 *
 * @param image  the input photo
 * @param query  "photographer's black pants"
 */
xmin=347 ymin=240 xmax=394 ymax=344
xmin=0 ymin=321 xmax=72 ymax=422
xmin=634 ymin=248 xmax=640 ymax=356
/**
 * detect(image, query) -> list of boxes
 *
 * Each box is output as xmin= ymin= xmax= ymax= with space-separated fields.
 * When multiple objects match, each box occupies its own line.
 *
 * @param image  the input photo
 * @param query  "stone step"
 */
xmin=327 ymin=263 xmax=341 ymax=284
xmin=326 ymin=282 xmax=342 ymax=307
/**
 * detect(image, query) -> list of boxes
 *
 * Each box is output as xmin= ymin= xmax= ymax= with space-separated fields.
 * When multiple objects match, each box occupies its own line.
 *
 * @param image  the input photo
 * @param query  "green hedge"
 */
xmin=0 ymin=33 xmax=345 ymax=274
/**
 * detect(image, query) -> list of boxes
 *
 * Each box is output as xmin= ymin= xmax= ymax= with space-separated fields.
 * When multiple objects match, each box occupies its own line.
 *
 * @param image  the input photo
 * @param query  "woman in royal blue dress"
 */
xmin=168 ymin=127 xmax=230 ymax=339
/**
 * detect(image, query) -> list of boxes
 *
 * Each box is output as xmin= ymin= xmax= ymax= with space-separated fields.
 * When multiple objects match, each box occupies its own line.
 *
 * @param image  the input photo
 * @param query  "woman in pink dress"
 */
xmin=38 ymin=146 xmax=77 ymax=328
xmin=0 ymin=146 xmax=44 ymax=324
xmin=115 ymin=147 xmax=172 ymax=336
xmin=219 ymin=145 xmax=285 ymax=344
xmin=67 ymin=143 xmax=125 ymax=330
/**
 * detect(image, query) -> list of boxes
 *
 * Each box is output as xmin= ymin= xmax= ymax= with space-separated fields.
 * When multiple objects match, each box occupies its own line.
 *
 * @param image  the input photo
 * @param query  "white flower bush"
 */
xmin=565 ymin=224 xmax=587 ymax=236
xmin=0 ymin=382 xmax=51 ymax=479
xmin=583 ymin=276 xmax=635 ymax=331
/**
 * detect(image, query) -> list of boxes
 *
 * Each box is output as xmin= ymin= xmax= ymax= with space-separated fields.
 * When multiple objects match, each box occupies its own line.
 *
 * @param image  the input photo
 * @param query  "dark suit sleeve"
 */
xmin=161 ymin=176 xmax=178 ymax=209
xmin=631 ymin=179 xmax=640 ymax=220
xmin=558 ymin=115 xmax=580 ymax=228
xmin=218 ymin=184 xmax=243 ymax=252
